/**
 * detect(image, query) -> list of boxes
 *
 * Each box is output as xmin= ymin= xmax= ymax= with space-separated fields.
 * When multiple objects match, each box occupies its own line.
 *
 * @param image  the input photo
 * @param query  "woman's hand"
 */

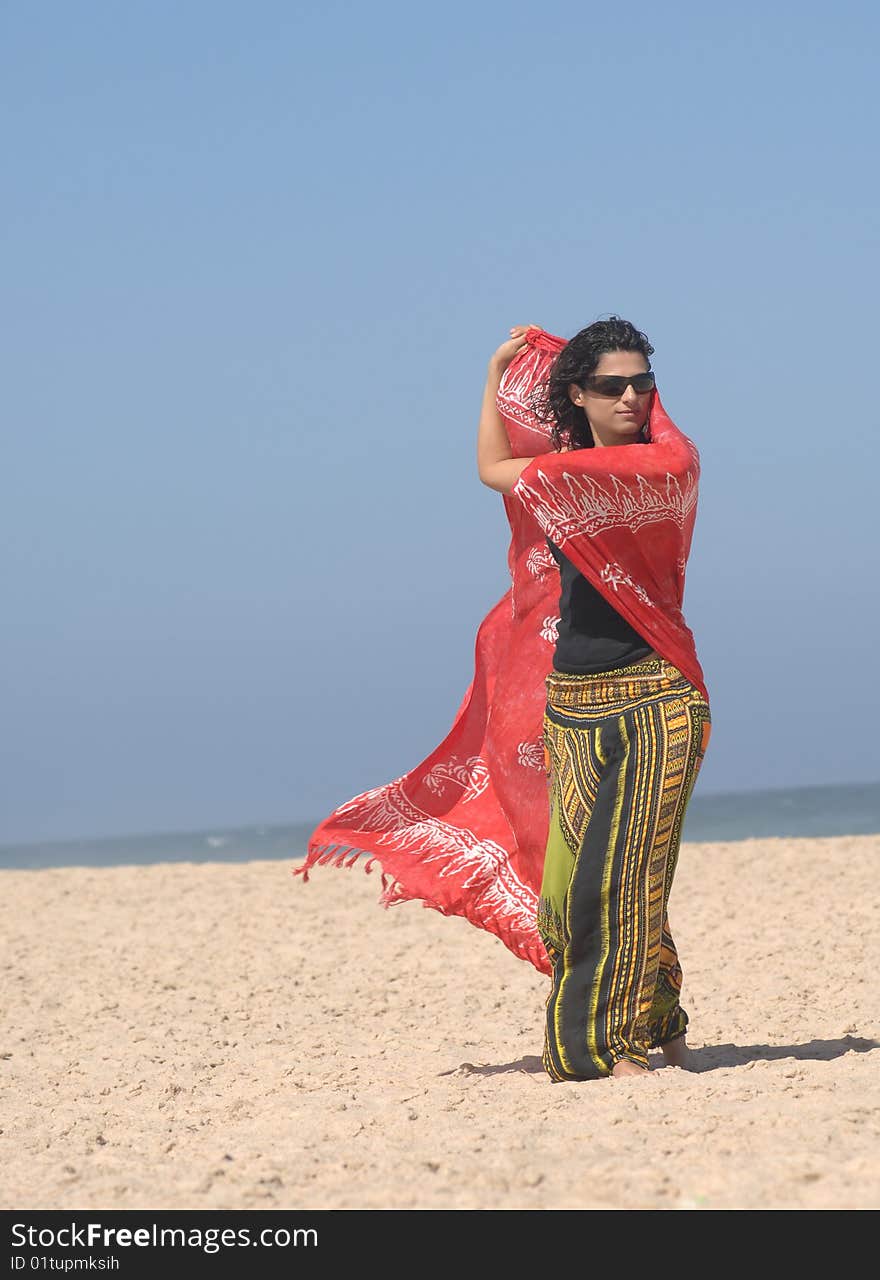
xmin=478 ymin=324 xmax=542 ymax=494
xmin=489 ymin=324 xmax=540 ymax=375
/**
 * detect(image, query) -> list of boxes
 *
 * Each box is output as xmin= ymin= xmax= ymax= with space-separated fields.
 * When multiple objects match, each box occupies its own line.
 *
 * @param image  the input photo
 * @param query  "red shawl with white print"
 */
xmin=293 ymin=327 xmax=707 ymax=977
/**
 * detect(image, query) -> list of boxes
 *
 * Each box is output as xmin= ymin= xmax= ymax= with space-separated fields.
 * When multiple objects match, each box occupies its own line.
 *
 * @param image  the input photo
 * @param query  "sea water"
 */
xmin=1 ymin=779 xmax=878 ymax=871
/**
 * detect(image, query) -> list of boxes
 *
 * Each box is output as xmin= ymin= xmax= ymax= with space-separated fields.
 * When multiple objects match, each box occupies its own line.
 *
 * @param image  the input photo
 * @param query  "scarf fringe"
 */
xmin=291 ymin=839 xmax=551 ymax=976
xmin=292 ymin=841 xmax=407 ymax=904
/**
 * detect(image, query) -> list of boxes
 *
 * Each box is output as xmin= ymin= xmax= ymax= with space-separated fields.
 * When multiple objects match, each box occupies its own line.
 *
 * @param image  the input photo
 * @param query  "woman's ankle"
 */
xmin=660 ymin=1035 xmax=693 ymax=1068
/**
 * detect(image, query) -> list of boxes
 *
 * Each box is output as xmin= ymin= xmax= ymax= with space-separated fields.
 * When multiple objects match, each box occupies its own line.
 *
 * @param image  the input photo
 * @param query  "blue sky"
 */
xmin=3 ymin=1 xmax=878 ymax=843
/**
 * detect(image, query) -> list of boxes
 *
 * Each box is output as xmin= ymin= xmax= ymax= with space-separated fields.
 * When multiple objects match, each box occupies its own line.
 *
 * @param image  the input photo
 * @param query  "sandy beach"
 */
xmin=2 ymin=834 xmax=878 ymax=1211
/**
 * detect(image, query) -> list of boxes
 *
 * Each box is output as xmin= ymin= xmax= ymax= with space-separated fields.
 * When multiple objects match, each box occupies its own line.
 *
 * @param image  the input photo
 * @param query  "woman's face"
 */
xmin=569 ymin=349 xmax=653 ymax=447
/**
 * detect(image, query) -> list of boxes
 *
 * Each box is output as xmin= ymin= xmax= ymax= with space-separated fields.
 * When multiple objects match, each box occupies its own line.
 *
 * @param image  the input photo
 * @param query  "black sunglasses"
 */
xmin=581 ymin=371 xmax=656 ymax=398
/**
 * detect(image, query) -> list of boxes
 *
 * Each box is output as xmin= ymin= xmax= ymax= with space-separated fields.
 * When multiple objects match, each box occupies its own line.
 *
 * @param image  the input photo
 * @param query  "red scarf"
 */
xmin=295 ymin=327 xmax=707 ymax=976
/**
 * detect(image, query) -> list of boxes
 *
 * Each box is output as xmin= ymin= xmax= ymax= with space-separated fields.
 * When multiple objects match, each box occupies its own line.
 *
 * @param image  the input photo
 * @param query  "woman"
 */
xmin=479 ymin=318 xmax=711 ymax=1080
xmin=295 ymin=319 xmax=710 ymax=1084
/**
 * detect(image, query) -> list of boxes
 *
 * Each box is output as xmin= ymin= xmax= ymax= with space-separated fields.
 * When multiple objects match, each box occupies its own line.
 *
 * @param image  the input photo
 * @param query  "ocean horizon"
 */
xmin=1 ymin=779 xmax=879 ymax=871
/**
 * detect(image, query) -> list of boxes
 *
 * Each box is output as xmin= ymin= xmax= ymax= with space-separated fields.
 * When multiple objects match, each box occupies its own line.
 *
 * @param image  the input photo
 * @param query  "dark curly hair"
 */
xmin=531 ymin=315 xmax=655 ymax=450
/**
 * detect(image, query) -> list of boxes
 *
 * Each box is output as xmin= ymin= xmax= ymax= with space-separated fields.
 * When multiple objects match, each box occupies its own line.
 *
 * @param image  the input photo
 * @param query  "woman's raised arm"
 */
xmin=477 ymin=325 xmax=540 ymax=494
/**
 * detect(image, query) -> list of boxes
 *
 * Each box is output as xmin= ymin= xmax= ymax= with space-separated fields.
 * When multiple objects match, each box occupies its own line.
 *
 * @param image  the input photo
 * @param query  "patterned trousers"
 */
xmin=537 ymin=658 xmax=711 ymax=1081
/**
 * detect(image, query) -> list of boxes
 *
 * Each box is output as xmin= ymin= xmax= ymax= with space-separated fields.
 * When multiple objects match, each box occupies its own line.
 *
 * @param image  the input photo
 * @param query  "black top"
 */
xmin=546 ymin=537 xmax=653 ymax=674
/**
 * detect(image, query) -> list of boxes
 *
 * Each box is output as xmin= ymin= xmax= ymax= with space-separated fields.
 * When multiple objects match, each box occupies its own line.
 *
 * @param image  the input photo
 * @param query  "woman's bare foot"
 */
xmin=660 ymin=1036 xmax=694 ymax=1070
xmin=611 ymin=1058 xmax=651 ymax=1078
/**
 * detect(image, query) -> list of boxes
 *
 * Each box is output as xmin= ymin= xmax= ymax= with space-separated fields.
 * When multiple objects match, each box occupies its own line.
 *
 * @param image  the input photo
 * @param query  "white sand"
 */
xmin=2 ymin=834 xmax=878 ymax=1210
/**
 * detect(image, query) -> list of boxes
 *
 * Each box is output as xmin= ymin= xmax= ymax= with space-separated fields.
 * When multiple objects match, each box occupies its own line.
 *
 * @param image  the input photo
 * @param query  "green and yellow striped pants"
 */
xmin=537 ymin=658 xmax=711 ymax=1081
